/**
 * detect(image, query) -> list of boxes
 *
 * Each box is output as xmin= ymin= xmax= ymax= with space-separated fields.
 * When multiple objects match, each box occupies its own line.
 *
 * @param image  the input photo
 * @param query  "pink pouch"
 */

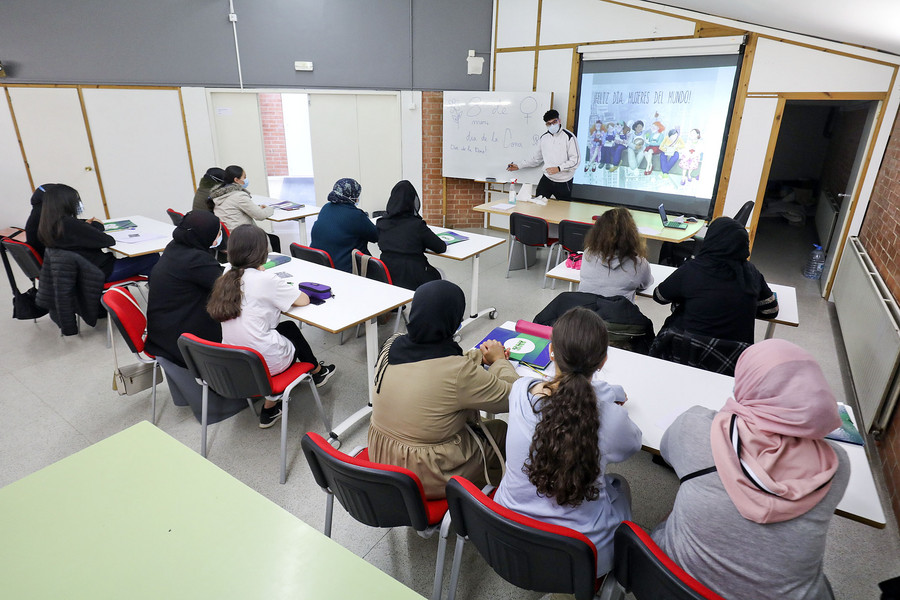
xmin=564 ymin=252 xmax=583 ymax=270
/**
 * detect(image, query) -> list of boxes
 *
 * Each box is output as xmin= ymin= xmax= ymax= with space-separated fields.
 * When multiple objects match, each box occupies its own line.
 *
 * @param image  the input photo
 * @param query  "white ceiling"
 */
xmin=648 ymin=0 xmax=900 ymax=56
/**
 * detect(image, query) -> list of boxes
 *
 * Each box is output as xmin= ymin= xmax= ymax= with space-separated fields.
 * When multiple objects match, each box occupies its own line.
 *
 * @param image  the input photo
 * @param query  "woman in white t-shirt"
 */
xmin=207 ymin=225 xmax=336 ymax=428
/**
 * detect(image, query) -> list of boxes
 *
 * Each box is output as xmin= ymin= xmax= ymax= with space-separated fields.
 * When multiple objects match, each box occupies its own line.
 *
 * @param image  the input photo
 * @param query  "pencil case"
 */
xmin=298 ymin=282 xmax=332 ymax=301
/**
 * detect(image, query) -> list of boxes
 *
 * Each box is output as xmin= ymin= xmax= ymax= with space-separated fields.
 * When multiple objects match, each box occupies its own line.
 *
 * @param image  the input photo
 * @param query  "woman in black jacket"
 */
xmin=376 ymin=180 xmax=446 ymax=290
xmin=145 ymin=210 xmax=224 ymax=367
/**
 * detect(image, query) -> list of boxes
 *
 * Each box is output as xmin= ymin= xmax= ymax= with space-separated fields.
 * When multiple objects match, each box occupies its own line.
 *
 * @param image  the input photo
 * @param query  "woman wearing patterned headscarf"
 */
xmin=652 ymin=339 xmax=848 ymax=600
xmin=310 ymin=177 xmax=378 ymax=272
xmin=653 ymin=216 xmax=778 ymax=344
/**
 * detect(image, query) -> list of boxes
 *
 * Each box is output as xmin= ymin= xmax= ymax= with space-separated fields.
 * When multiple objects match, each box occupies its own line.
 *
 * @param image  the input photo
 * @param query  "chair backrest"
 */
xmin=301 ymin=432 xmax=442 ymax=530
xmin=733 ymin=201 xmax=755 ymax=227
xmin=177 ymin=333 xmax=275 ymax=399
xmin=166 ymin=208 xmax=185 ymax=226
xmin=558 ymin=220 xmax=592 ymax=253
xmin=612 ymin=521 xmax=725 ymax=600
xmin=351 ymin=249 xmax=392 ymax=285
xmin=445 ymin=476 xmax=598 ymax=600
xmin=2 ymin=238 xmax=43 ymax=280
xmin=290 ymin=243 xmax=335 ymax=268
xmin=510 ymin=213 xmax=551 ymax=247
xmin=101 ymin=287 xmax=147 ymax=355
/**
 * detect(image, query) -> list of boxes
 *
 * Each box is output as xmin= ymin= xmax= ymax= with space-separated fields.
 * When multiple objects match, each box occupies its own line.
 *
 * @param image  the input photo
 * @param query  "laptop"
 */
xmin=658 ymin=204 xmax=688 ymax=229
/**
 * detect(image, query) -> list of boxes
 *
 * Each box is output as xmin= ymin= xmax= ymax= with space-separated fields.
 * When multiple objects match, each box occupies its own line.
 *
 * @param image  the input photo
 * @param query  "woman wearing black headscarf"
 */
xmin=653 ymin=216 xmax=778 ymax=344
xmin=376 ymin=180 xmax=447 ymax=290
xmin=369 ymin=280 xmax=519 ymax=499
xmin=145 ymin=210 xmax=224 ymax=366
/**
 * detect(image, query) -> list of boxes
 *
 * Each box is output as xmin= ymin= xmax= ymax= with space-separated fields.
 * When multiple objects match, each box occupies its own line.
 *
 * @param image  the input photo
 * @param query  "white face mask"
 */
xmin=76 ymin=201 xmax=85 ymax=216
xmin=241 ymin=177 xmax=250 ymax=189
xmin=210 ymin=230 xmax=222 ymax=249
xmin=548 ymin=123 xmax=561 ymax=135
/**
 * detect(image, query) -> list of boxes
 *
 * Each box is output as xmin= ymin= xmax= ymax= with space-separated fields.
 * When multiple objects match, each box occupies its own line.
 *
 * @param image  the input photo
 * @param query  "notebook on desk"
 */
xmin=270 ymin=200 xmax=305 ymax=211
xmin=477 ymin=325 xmax=551 ymax=369
xmin=103 ymin=219 xmax=137 ymax=232
xmin=262 ymin=254 xmax=291 ymax=270
xmin=436 ymin=231 xmax=469 ymax=245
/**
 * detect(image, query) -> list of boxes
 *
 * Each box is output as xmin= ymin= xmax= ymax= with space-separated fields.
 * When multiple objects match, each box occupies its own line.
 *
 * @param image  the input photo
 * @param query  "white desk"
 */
xmin=428 ymin=227 xmax=506 ymax=329
xmin=500 ymin=320 xmax=886 ymax=529
xmin=0 ymin=422 xmax=425 ymax=599
xmin=265 ymin=202 xmax=321 ymax=246
xmin=271 ymin=255 xmax=414 ymax=442
xmin=545 ymin=262 xmax=799 ymax=339
xmin=106 ymin=215 xmax=174 ymax=257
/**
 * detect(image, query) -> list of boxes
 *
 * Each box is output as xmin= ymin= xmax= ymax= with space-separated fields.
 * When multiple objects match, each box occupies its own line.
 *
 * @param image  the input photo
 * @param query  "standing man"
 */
xmin=507 ymin=109 xmax=580 ymax=201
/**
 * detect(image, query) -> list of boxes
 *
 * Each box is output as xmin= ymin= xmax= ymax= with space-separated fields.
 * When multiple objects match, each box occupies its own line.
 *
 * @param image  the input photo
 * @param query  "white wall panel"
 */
xmin=749 ymin=38 xmax=895 ymax=93
xmin=537 ymin=48 xmax=575 ymax=126
xmin=540 ymin=0 xmax=695 ymax=46
xmin=210 ymin=92 xmax=269 ymax=199
xmin=495 ymin=0 xmax=539 ymax=48
xmin=722 ymin=97 xmax=778 ymax=219
xmin=181 ymin=87 xmax=216 ymax=189
xmin=0 ymin=94 xmax=34 ymax=228
xmin=356 ymin=94 xmax=403 ymax=215
xmin=400 ymin=90 xmax=424 ymax=199
xmin=494 ymin=51 xmax=536 ymax=92
xmin=309 ymin=95 xmax=359 ymax=214
xmin=82 ymin=88 xmax=193 ymax=219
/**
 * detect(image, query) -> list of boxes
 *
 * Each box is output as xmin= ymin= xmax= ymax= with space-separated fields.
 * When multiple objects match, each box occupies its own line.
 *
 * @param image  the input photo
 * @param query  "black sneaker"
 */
xmin=312 ymin=363 xmax=336 ymax=388
xmin=259 ymin=400 xmax=283 ymax=429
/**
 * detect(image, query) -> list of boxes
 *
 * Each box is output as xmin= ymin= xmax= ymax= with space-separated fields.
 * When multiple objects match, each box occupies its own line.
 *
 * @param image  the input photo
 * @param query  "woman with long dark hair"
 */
xmin=37 ymin=184 xmax=158 ymax=281
xmin=579 ymin=206 xmax=653 ymax=302
xmin=494 ymin=307 xmax=642 ymax=576
xmin=207 ymin=225 xmax=335 ymax=428
xmin=653 ymin=216 xmax=778 ymax=344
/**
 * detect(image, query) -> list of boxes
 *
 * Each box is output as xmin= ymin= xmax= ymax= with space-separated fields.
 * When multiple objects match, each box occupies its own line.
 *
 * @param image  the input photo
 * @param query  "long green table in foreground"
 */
xmin=0 ymin=422 xmax=425 ymax=599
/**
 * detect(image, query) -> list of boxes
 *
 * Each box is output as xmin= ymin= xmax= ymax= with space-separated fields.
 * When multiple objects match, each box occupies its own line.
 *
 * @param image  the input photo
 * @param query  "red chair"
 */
xmin=444 ymin=475 xmax=601 ymax=600
xmin=596 ymin=521 xmax=725 ymax=600
xmin=506 ymin=212 xmax=559 ymax=288
xmin=166 ymin=208 xmax=185 ymax=226
xmin=177 ymin=333 xmax=332 ymax=483
xmin=289 ymin=243 xmax=335 ymax=268
xmin=101 ymin=287 xmax=162 ymax=423
xmin=301 ymin=432 xmax=450 ymax=600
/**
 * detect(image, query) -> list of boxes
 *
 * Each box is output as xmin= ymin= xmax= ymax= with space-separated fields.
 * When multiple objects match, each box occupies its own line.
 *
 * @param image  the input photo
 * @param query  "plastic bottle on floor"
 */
xmin=802 ymin=244 xmax=826 ymax=279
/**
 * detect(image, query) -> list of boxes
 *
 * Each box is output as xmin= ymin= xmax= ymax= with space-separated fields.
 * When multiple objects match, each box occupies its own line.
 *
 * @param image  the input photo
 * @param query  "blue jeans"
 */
xmin=108 ymin=253 xmax=160 ymax=282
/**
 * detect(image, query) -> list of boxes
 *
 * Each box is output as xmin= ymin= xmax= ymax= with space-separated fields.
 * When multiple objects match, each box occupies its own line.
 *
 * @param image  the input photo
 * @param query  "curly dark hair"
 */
xmin=524 ymin=307 xmax=609 ymax=507
xmin=583 ymin=206 xmax=646 ymax=267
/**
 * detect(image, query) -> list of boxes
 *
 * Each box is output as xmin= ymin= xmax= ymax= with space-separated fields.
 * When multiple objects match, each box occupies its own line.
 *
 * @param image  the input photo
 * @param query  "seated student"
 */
xmin=653 ymin=216 xmax=777 ymax=344
xmin=210 ymin=165 xmax=280 ymax=252
xmin=376 ymin=180 xmax=446 ymax=290
xmin=369 ymin=280 xmax=517 ymax=499
xmin=25 ymin=183 xmax=59 ymax=259
xmin=207 ymin=225 xmax=336 ymax=428
xmin=310 ymin=178 xmax=377 ymax=272
xmin=579 ymin=206 xmax=653 ymax=302
xmin=37 ymin=184 xmax=159 ymax=281
xmin=145 ymin=210 xmax=224 ymax=367
xmin=192 ymin=167 xmax=226 ymax=212
xmin=652 ymin=339 xmax=849 ymax=600
xmin=494 ymin=307 xmax=642 ymax=576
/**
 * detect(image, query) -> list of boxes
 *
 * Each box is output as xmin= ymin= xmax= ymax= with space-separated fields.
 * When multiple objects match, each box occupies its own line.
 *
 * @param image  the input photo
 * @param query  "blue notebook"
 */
xmin=262 ymin=254 xmax=291 ymax=270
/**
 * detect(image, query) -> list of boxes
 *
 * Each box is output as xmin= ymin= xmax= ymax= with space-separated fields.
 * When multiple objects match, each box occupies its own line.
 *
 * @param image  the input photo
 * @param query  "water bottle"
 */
xmin=802 ymin=244 xmax=826 ymax=279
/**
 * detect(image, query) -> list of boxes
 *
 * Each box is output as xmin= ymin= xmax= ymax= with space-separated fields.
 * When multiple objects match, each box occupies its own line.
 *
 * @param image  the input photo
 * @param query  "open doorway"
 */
xmin=753 ymin=100 xmax=878 ymax=295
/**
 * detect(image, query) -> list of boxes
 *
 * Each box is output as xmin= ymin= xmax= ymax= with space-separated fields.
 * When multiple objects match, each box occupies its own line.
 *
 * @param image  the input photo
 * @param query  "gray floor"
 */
xmin=0 ymin=215 xmax=897 ymax=599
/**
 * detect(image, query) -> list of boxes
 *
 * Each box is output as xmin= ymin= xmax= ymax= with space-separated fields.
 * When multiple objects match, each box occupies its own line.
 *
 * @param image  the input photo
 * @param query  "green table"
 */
xmin=0 ymin=422 xmax=425 ymax=599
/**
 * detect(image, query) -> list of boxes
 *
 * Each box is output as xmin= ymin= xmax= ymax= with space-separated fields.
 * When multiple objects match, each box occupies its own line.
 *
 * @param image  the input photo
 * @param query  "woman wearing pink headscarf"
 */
xmin=652 ymin=339 xmax=849 ymax=600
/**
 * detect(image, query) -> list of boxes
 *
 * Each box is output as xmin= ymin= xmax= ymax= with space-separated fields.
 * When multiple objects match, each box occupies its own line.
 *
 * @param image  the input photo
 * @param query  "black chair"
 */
xmin=506 ymin=212 xmax=558 ymax=288
xmin=733 ymin=200 xmax=755 ymax=227
xmin=445 ymin=475 xmax=601 ymax=600
xmin=596 ymin=521 xmax=725 ymax=599
xmin=177 ymin=333 xmax=331 ymax=483
xmin=2 ymin=238 xmax=43 ymax=283
xmin=166 ymin=208 xmax=185 ymax=226
xmin=549 ymin=219 xmax=592 ymax=289
xmin=301 ymin=432 xmax=450 ymax=600
xmin=350 ymin=249 xmax=408 ymax=336
xmin=289 ymin=243 xmax=334 ymax=268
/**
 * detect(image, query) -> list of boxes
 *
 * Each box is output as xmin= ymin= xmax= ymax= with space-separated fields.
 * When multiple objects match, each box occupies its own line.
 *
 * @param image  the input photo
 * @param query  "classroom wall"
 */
xmin=858 ymin=109 xmax=900 ymax=526
xmin=259 ymin=94 xmax=289 ymax=177
xmin=0 ymin=0 xmax=492 ymax=91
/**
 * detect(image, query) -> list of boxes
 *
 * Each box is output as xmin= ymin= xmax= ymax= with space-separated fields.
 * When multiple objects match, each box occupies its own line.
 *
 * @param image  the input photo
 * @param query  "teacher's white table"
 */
xmin=428 ymin=226 xmax=506 ymax=329
xmin=545 ymin=261 xmax=799 ymax=339
xmin=0 ymin=422 xmax=425 ymax=599
xmin=106 ymin=215 xmax=175 ymax=257
xmin=272 ymin=255 xmax=414 ymax=442
xmin=500 ymin=322 xmax=886 ymax=528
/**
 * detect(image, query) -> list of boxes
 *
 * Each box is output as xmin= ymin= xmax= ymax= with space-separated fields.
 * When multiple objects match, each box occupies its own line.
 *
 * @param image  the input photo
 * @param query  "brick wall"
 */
xmin=421 ymin=91 xmax=486 ymax=229
xmin=259 ymin=93 xmax=288 ymax=177
xmin=859 ymin=109 xmax=900 ymax=525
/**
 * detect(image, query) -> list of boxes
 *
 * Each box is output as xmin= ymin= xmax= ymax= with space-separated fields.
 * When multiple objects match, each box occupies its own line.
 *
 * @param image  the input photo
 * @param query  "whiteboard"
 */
xmin=442 ymin=91 xmax=552 ymax=182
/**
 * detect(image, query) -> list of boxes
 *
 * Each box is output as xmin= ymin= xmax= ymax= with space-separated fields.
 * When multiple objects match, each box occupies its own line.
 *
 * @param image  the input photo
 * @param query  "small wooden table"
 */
xmin=0 ymin=422 xmax=426 ymax=598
